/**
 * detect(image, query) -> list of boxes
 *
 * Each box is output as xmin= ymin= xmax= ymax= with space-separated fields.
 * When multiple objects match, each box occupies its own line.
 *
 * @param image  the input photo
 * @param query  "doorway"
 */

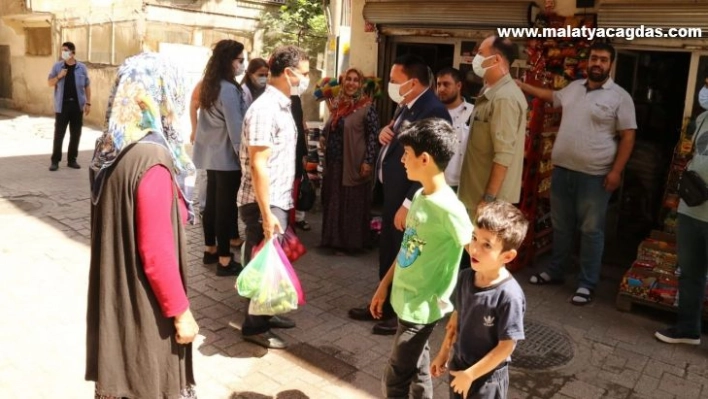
xmin=0 ymin=45 xmax=12 ymax=99
xmin=607 ymin=50 xmax=691 ymax=264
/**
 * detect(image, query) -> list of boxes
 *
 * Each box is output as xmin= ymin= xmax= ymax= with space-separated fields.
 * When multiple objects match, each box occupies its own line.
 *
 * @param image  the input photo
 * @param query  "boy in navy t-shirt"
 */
xmin=431 ymin=201 xmax=529 ymax=398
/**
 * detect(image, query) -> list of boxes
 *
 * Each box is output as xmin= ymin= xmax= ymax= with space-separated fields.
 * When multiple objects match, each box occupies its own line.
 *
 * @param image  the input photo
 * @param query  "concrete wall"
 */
xmin=349 ymin=0 xmax=378 ymax=77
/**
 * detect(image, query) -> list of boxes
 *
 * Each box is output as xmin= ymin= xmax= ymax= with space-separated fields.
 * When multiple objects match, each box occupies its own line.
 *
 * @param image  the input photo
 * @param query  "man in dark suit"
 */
xmin=348 ymin=55 xmax=452 ymax=335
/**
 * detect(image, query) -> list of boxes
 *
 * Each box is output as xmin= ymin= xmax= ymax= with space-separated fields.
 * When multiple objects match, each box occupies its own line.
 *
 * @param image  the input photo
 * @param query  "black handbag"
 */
xmin=678 ymin=117 xmax=708 ymax=207
xmin=296 ymin=173 xmax=316 ymax=211
xmin=678 ymin=170 xmax=708 ymax=207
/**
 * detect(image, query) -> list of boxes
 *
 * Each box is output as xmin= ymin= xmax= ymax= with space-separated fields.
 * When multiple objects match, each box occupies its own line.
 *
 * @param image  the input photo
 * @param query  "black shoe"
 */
xmin=269 ymin=315 xmax=296 ymax=329
xmin=243 ymin=331 xmax=287 ymax=349
xmin=49 ymin=163 xmax=59 ymax=171
xmin=348 ymin=306 xmax=376 ymax=321
xmin=216 ymin=259 xmax=242 ymax=276
xmin=373 ymin=317 xmax=398 ymax=336
xmin=655 ymin=327 xmax=701 ymax=345
xmin=203 ymin=251 xmax=218 ymax=264
xmin=67 ymin=161 xmax=81 ymax=169
xmin=295 ymin=220 xmax=311 ymax=231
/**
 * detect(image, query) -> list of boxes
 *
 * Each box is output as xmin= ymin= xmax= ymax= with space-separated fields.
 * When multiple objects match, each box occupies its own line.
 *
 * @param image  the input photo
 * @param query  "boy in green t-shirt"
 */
xmin=370 ymin=117 xmax=474 ymax=398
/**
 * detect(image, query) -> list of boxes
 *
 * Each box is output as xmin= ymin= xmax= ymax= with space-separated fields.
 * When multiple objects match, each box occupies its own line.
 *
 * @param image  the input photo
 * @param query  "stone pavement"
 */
xmin=0 ymin=108 xmax=707 ymax=399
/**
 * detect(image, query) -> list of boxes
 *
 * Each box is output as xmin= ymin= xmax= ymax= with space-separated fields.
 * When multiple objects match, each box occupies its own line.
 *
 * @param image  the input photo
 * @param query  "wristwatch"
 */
xmin=482 ymin=193 xmax=496 ymax=203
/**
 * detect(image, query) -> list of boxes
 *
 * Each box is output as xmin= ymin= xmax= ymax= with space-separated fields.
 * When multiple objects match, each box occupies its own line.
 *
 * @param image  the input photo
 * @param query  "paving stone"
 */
xmin=558 ymin=380 xmax=605 ymax=399
xmin=659 ymin=373 xmax=702 ymax=399
xmin=644 ymin=359 xmax=687 ymax=379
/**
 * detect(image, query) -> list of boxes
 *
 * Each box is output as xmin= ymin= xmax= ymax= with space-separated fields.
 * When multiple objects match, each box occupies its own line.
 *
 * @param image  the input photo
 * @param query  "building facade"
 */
xmin=0 ymin=0 xmax=281 ymax=125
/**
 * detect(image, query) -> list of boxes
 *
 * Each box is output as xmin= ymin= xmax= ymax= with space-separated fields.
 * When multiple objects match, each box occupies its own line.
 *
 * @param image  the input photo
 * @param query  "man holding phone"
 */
xmin=47 ymin=41 xmax=91 ymax=171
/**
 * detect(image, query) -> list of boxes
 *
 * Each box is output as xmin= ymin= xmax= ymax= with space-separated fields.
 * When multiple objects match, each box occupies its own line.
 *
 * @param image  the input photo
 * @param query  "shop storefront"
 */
xmin=354 ymin=0 xmax=708 ymax=314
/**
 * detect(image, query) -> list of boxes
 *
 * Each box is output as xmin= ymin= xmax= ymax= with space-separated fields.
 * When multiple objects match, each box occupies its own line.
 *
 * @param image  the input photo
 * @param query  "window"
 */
xmin=24 ymin=27 xmax=52 ymax=56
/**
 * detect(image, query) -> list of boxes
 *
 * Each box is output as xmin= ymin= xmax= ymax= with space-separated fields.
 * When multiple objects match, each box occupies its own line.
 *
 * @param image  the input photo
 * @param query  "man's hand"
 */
xmin=369 ymin=285 xmax=388 ymax=319
xmin=57 ymin=68 xmax=68 ymax=80
xmin=379 ymin=124 xmax=395 ymax=145
xmin=430 ymin=352 xmax=449 ymax=378
xmin=394 ymin=205 xmax=408 ymax=231
xmin=83 ymin=104 xmax=91 ymax=116
xmin=360 ymin=163 xmax=372 ymax=177
xmin=604 ymin=170 xmax=622 ymax=192
xmin=174 ymin=309 xmax=199 ymax=344
xmin=450 ymin=369 xmax=476 ymax=398
xmin=262 ymin=210 xmax=283 ymax=240
xmin=319 ymin=136 xmax=326 ymax=151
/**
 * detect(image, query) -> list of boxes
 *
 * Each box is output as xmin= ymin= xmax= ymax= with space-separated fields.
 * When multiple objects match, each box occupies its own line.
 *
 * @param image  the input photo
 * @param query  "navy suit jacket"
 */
xmin=378 ymin=89 xmax=452 ymax=219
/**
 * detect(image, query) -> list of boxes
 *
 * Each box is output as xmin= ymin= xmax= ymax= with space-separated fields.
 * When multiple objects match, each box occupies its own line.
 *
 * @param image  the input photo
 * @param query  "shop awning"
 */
xmin=598 ymin=3 xmax=708 ymax=36
xmin=362 ymin=0 xmax=537 ymax=30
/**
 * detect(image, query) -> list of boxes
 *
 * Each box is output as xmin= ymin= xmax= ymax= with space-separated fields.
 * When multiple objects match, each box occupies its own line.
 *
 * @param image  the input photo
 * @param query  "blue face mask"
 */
xmin=699 ymin=86 xmax=708 ymax=110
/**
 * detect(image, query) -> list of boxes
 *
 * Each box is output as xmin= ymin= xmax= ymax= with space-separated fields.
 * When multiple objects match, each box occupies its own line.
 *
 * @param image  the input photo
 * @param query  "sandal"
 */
xmin=571 ymin=288 xmax=593 ymax=306
xmin=295 ymin=220 xmax=311 ymax=231
xmin=529 ymin=272 xmax=564 ymax=285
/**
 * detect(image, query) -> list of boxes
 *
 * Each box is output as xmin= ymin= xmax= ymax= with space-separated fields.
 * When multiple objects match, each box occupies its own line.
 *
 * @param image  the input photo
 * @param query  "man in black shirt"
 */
xmin=47 ymin=42 xmax=91 ymax=171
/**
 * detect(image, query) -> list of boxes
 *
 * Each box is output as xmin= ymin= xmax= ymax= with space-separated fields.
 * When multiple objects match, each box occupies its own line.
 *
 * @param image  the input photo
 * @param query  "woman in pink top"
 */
xmin=87 ymin=52 xmax=199 ymax=399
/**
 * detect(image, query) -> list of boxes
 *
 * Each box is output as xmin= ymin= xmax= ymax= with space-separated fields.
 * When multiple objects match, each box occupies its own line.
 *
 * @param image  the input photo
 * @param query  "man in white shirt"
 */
xmin=436 ymin=67 xmax=473 ymax=191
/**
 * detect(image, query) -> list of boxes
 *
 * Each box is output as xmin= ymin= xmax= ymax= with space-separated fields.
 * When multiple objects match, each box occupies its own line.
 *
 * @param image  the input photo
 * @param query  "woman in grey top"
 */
xmin=192 ymin=40 xmax=247 ymax=276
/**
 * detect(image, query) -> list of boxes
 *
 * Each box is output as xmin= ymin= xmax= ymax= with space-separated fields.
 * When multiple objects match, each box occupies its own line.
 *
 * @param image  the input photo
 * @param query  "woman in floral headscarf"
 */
xmin=320 ymin=67 xmax=380 ymax=253
xmin=86 ymin=52 xmax=199 ymax=399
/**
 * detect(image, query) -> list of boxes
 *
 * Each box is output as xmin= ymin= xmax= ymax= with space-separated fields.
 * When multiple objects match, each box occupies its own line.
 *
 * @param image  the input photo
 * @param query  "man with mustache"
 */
xmin=516 ymin=42 xmax=636 ymax=305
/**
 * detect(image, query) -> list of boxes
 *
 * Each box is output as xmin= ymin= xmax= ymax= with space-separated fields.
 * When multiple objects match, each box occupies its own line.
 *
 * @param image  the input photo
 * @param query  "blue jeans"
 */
xmin=546 ymin=167 xmax=612 ymax=290
xmin=676 ymin=213 xmax=708 ymax=336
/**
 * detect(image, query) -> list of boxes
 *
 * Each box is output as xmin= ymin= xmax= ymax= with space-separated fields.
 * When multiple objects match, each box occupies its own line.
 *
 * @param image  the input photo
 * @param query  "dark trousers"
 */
xmin=676 ymin=213 xmax=708 ymax=336
xmin=239 ymin=203 xmax=289 ymax=336
xmin=449 ymin=365 xmax=509 ymax=399
xmin=202 ymin=170 xmax=241 ymax=257
xmin=379 ymin=221 xmax=402 ymax=318
xmin=51 ymin=101 xmax=83 ymax=163
xmin=382 ymin=318 xmax=438 ymax=399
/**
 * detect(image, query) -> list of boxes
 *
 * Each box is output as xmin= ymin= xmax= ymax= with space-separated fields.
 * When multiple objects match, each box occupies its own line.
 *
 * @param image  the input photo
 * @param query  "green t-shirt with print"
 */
xmin=391 ymin=186 xmax=474 ymax=325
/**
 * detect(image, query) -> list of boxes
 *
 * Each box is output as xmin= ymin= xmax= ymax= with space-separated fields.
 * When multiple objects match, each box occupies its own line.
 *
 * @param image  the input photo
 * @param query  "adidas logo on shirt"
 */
xmin=483 ymin=316 xmax=495 ymax=327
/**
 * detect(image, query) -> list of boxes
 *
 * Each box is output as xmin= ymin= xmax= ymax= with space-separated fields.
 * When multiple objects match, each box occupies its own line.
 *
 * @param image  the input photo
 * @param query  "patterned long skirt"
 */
xmin=320 ymin=159 xmax=372 ymax=251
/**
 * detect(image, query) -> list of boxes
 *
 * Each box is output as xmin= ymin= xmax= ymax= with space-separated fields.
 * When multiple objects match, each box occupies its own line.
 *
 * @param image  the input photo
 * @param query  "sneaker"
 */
xmin=216 ymin=259 xmax=242 ymax=276
xmin=67 ymin=161 xmax=81 ymax=169
xmin=202 ymin=251 xmax=218 ymax=264
xmin=655 ymin=327 xmax=701 ymax=345
xmin=49 ymin=163 xmax=59 ymax=171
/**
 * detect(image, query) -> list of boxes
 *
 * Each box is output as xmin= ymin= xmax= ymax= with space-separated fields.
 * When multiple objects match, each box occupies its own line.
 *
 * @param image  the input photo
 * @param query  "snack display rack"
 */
xmin=508 ymin=12 xmax=592 ymax=272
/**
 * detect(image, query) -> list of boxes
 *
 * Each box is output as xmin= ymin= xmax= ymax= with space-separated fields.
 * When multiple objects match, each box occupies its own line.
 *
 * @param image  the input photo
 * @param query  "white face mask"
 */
xmin=472 ymin=54 xmax=496 ymax=78
xmin=699 ymin=86 xmax=708 ymax=110
xmin=256 ymin=76 xmax=268 ymax=87
xmin=61 ymin=50 xmax=71 ymax=61
xmin=235 ymin=62 xmax=245 ymax=77
xmin=387 ymin=79 xmax=413 ymax=104
xmin=287 ymin=68 xmax=309 ymax=96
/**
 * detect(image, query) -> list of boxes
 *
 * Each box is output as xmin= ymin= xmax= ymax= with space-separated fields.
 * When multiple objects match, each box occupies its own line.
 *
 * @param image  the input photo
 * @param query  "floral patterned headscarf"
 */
xmin=89 ymin=52 xmax=195 ymax=221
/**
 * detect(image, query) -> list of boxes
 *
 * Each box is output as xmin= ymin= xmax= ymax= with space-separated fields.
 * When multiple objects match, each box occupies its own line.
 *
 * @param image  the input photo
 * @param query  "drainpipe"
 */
xmin=110 ymin=19 xmax=115 ymax=65
xmin=87 ymin=23 xmax=92 ymax=62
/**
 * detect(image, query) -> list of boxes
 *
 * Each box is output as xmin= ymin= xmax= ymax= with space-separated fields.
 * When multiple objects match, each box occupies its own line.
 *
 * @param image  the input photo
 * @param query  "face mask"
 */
xmin=699 ymin=86 xmax=708 ymax=110
xmin=256 ymin=76 xmax=268 ymax=87
xmin=287 ymin=68 xmax=309 ymax=96
xmin=387 ymin=79 xmax=413 ymax=104
xmin=61 ymin=51 xmax=71 ymax=61
xmin=235 ymin=62 xmax=245 ymax=77
xmin=472 ymin=54 xmax=496 ymax=78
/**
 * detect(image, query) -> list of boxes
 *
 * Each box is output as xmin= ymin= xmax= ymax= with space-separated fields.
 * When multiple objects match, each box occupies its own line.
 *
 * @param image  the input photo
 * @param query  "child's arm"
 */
xmin=431 ymin=311 xmax=458 ymax=377
xmin=449 ymin=339 xmax=516 ymax=397
xmin=369 ymin=260 xmax=396 ymax=319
